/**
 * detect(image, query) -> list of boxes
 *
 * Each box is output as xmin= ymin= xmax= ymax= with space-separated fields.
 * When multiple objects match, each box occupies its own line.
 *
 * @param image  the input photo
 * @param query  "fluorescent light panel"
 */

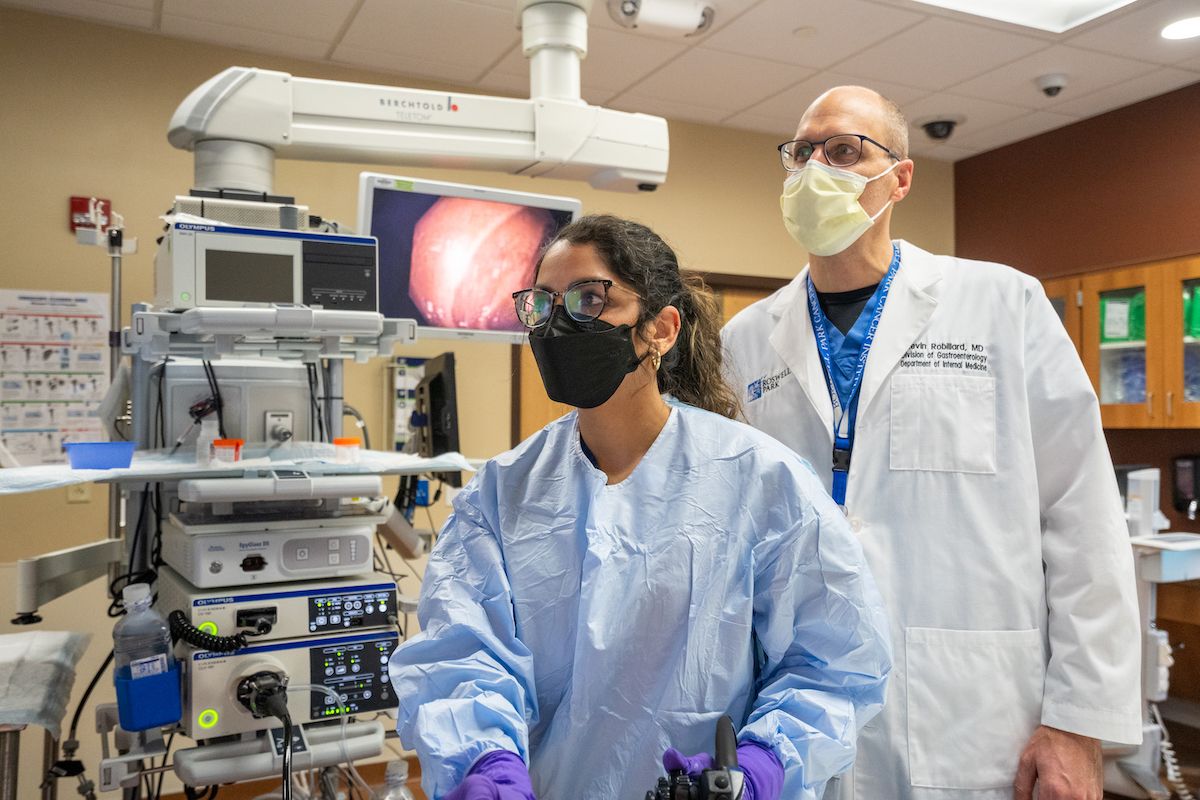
xmin=910 ymin=0 xmax=1140 ymax=33
xmin=1162 ymin=16 xmax=1200 ymax=39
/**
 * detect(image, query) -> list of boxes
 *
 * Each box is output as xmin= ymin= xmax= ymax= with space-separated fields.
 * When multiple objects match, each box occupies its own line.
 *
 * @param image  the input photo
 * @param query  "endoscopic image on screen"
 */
xmin=371 ymin=190 xmax=574 ymax=332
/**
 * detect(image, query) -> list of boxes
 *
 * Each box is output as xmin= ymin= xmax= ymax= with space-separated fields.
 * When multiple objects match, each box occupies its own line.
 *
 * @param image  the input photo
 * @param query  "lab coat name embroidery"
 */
xmin=900 ymin=341 xmax=990 ymax=373
xmin=747 ymin=367 xmax=792 ymax=402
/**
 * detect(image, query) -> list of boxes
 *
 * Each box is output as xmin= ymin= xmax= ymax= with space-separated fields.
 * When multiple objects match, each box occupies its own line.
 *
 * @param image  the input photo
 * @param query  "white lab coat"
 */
xmin=722 ymin=240 xmax=1142 ymax=799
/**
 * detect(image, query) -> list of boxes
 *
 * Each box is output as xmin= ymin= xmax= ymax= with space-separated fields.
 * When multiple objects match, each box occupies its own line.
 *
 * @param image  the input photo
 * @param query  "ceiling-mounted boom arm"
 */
xmin=168 ymin=1 xmax=668 ymax=194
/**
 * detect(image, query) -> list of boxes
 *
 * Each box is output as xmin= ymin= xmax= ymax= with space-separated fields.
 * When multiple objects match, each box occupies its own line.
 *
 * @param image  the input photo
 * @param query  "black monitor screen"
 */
xmin=206 ymin=250 xmax=293 ymax=303
xmin=415 ymin=353 xmax=461 ymax=487
xmin=369 ymin=190 xmax=574 ymax=332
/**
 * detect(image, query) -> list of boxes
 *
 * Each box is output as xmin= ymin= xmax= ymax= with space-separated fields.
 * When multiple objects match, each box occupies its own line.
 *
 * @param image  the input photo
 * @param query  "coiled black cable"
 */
xmin=168 ymin=610 xmax=270 ymax=653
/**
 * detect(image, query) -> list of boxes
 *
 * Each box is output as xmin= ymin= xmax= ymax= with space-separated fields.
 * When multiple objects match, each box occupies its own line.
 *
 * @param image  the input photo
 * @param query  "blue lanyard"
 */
xmin=806 ymin=244 xmax=901 ymax=507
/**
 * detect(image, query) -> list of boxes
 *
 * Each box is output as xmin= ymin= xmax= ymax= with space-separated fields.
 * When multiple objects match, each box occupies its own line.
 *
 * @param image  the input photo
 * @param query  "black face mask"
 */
xmin=528 ymin=306 xmax=645 ymax=409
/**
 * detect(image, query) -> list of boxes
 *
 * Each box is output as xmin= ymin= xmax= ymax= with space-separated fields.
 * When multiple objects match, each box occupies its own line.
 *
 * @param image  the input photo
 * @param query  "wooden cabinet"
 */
xmin=1081 ymin=264 xmax=1165 ymax=428
xmin=1055 ymin=254 xmax=1200 ymax=428
xmin=1162 ymin=255 xmax=1200 ymax=427
xmin=1041 ymin=276 xmax=1082 ymax=351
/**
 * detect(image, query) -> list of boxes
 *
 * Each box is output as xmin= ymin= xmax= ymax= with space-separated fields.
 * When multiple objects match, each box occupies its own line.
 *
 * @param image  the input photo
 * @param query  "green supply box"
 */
xmin=1100 ymin=291 xmax=1145 ymax=343
xmin=1187 ymin=285 xmax=1200 ymax=339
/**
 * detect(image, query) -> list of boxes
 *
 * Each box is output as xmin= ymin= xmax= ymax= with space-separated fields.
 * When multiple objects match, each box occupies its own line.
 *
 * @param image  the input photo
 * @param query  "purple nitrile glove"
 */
xmin=661 ymin=741 xmax=784 ymax=800
xmin=445 ymin=751 xmax=537 ymax=800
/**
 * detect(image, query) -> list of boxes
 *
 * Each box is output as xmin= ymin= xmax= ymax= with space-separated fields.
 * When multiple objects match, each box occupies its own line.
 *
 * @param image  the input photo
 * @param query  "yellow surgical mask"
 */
xmin=779 ymin=159 xmax=900 ymax=256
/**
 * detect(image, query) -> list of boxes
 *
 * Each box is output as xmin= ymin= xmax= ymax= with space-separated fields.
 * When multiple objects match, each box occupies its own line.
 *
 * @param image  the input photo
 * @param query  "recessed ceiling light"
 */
xmin=910 ymin=0 xmax=1138 ymax=33
xmin=1162 ymin=16 xmax=1200 ymax=39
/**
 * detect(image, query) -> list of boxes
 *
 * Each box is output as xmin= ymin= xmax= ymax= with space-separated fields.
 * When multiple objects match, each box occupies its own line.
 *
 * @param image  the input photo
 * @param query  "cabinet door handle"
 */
xmin=1147 ymin=391 xmax=1154 ymax=418
xmin=1168 ymin=391 xmax=1175 ymax=419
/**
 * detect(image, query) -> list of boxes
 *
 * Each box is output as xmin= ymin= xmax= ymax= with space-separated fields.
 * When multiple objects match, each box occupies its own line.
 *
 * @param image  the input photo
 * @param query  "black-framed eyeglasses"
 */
xmin=512 ymin=279 xmax=615 ymax=329
xmin=777 ymin=134 xmax=901 ymax=171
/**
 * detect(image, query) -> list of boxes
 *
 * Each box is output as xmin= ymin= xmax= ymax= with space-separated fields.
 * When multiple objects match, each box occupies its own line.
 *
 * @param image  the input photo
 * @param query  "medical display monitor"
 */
xmin=357 ymin=173 xmax=581 ymax=343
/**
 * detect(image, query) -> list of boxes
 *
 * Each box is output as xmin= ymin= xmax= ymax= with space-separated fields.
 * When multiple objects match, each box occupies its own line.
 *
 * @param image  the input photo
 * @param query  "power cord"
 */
xmin=306 ymin=363 xmax=326 ymax=442
xmin=1152 ymin=703 xmax=1197 ymax=800
xmin=201 ymin=360 xmax=226 ymax=439
xmin=169 ymin=610 xmax=271 ymax=652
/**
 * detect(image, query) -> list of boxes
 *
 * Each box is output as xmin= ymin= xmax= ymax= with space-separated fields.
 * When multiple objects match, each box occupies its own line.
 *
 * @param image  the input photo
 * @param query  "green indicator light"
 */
xmin=181 ymin=292 xmax=191 ymax=302
xmin=197 ymin=621 xmax=218 ymax=636
xmin=198 ymin=709 xmax=219 ymax=729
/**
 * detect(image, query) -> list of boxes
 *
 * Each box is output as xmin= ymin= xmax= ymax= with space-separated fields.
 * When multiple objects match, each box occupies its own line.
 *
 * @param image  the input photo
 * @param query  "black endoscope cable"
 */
xmin=238 ymin=672 xmax=294 ymax=800
xmin=168 ymin=611 xmax=271 ymax=652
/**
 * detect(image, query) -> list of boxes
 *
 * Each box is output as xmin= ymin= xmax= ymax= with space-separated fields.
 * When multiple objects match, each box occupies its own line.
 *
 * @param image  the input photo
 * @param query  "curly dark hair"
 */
xmin=535 ymin=214 xmax=741 ymax=419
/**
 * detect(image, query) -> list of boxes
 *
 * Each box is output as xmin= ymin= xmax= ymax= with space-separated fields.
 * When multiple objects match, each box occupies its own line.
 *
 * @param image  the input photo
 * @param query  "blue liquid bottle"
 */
xmin=113 ymin=583 xmax=182 ymax=731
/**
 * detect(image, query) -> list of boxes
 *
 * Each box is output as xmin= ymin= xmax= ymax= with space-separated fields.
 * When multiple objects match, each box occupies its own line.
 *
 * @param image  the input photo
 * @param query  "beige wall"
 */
xmin=0 ymin=6 xmax=953 ymax=795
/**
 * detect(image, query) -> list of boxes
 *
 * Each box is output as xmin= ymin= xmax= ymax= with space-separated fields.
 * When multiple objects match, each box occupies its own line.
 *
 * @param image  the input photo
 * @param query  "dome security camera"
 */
xmin=607 ymin=0 xmax=715 ymax=36
xmin=1036 ymin=73 xmax=1068 ymax=98
xmin=915 ymin=115 xmax=965 ymax=141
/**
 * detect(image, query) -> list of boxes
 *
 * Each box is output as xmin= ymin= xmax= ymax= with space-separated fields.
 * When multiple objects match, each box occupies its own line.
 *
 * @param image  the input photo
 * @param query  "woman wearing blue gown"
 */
xmin=389 ymin=214 xmax=891 ymax=800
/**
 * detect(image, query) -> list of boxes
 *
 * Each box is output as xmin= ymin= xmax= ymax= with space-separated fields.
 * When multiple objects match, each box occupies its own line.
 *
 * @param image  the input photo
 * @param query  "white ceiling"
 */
xmin=5 ymin=0 xmax=1200 ymax=161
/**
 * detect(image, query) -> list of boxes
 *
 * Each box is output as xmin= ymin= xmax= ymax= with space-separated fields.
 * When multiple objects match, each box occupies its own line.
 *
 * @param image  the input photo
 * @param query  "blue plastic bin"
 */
xmin=63 ymin=441 xmax=136 ymax=469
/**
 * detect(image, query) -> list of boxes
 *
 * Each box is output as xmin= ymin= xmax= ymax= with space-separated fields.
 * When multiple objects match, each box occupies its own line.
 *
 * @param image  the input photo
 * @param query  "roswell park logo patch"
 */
xmin=747 ymin=367 xmax=792 ymax=402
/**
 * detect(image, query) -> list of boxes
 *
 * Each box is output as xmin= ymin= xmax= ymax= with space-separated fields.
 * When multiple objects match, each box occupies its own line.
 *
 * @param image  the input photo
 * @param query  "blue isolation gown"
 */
xmin=389 ymin=401 xmax=892 ymax=800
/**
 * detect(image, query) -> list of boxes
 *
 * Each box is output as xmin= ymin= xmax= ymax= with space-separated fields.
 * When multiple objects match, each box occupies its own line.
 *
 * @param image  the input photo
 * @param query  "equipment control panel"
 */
xmin=185 ymin=631 xmax=400 ymax=739
xmin=308 ymin=637 xmax=397 ymax=719
xmin=160 ymin=567 xmax=397 ymax=642
xmin=309 ymin=586 xmax=393 ymax=634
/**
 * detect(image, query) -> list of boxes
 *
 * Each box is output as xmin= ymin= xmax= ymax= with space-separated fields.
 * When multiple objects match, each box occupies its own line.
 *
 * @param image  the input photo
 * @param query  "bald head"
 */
xmin=800 ymin=85 xmax=909 ymax=160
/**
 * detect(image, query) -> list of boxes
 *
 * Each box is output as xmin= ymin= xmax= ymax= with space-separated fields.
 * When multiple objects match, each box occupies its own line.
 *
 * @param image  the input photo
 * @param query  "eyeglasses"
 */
xmin=777 ymin=134 xmax=901 ymax=171
xmin=512 ymin=279 xmax=616 ymax=329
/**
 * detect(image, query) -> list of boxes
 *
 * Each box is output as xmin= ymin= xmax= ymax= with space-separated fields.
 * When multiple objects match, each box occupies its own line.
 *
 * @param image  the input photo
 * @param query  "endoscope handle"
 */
xmin=714 ymin=715 xmax=738 ymax=771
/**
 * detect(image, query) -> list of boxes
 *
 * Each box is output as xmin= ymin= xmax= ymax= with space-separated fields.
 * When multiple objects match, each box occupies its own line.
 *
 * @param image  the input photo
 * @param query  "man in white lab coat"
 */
xmin=722 ymin=86 xmax=1142 ymax=800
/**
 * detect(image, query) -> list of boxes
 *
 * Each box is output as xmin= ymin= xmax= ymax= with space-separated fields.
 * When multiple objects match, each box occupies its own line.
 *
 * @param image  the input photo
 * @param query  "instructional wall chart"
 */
xmin=0 ymin=290 xmax=109 ymax=466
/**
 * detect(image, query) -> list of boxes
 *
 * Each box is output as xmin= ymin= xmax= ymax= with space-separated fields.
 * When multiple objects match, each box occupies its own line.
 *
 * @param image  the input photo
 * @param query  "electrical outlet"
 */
xmin=66 ymin=484 xmax=92 ymax=503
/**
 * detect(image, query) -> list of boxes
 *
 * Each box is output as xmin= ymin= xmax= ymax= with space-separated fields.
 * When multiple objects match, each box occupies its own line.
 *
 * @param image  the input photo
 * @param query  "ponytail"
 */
xmin=658 ymin=273 xmax=742 ymax=420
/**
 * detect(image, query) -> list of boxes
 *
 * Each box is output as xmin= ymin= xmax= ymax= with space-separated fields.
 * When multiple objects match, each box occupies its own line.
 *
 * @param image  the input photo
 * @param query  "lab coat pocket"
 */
xmin=906 ymin=627 xmax=1044 ymax=790
xmin=889 ymin=374 xmax=996 ymax=473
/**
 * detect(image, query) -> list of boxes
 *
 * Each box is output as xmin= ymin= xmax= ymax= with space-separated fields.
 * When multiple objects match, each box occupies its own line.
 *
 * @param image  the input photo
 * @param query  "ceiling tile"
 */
xmin=619 ymin=48 xmax=813 ymax=111
xmin=832 ymin=16 xmax=1049 ymax=91
xmin=484 ymin=42 xmax=526 ymax=77
xmin=0 ymin=0 xmax=154 ymax=28
xmin=580 ymin=28 xmax=690 ymax=92
xmin=947 ymin=44 xmax=1159 ymax=111
xmin=743 ymin=71 xmax=929 ymax=122
xmin=1051 ymin=66 xmax=1200 ymax=115
xmin=608 ymin=92 xmax=732 ymax=126
xmin=901 ymin=92 xmax=1030 ymax=140
xmin=1065 ymin=0 xmax=1200 ymax=64
xmin=456 ymin=0 xmax=522 ymax=9
xmin=161 ymin=0 xmax=357 ymax=43
xmin=331 ymin=47 xmax=490 ymax=86
xmin=948 ymin=109 xmax=1079 ymax=151
xmin=703 ymin=0 xmax=926 ymax=69
xmin=474 ymin=66 xmax=530 ymax=97
xmin=721 ymin=111 xmax=800 ymax=138
xmin=337 ymin=0 xmax=519 ymax=74
xmin=160 ymin=15 xmax=331 ymax=60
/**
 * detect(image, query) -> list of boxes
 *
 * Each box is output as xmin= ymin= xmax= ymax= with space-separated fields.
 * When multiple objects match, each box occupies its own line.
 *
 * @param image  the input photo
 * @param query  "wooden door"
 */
xmin=1041 ymin=276 xmax=1082 ymax=355
xmin=513 ymin=281 xmax=775 ymax=442
xmin=1161 ymin=255 xmax=1200 ymax=426
xmin=1081 ymin=264 xmax=1164 ymax=428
